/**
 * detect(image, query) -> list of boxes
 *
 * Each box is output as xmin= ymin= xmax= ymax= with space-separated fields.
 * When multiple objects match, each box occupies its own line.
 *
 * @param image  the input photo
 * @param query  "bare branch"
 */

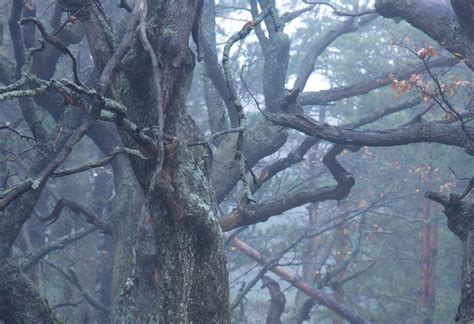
xmin=137 ymin=0 xmax=164 ymax=194
xmin=280 ymin=5 xmax=316 ymax=25
xmin=304 ymin=1 xmax=377 ymax=17
xmin=222 ymin=9 xmax=268 ymax=204
xmin=53 ymin=148 xmax=145 ymax=177
xmin=0 ymin=116 xmax=96 ymax=211
xmin=99 ymin=0 xmax=142 ymax=95
xmin=44 ymin=261 xmax=109 ymax=313
xmin=219 ymin=145 xmax=355 ymax=231
xmin=293 ymin=13 xmax=377 ymax=92
xmin=20 ymin=17 xmax=84 ymax=87
xmin=255 ymin=96 xmax=419 ymax=192
xmin=36 ymin=198 xmax=111 ymax=233
xmin=227 ymin=234 xmax=371 ymax=324
xmin=265 ymin=112 xmax=474 ymax=154
xmin=299 ymin=57 xmax=457 ymax=106
xmin=21 ymin=226 xmax=97 ymax=272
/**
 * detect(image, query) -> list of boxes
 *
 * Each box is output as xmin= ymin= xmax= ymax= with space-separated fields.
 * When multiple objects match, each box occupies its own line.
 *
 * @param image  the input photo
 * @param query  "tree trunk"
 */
xmin=69 ymin=1 xmax=230 ymax=322
xmin=262 ymin=276 xmax=286 ymax=324
xmin=417 ymin=199 xmax=438 ymax=324
xmin=0 ymin=258 xmax=59 ymax=323
xmin=332 ymin=222 xmax=349 ymax=324
xmin=426 ymin=190 xmax=474 ymax=323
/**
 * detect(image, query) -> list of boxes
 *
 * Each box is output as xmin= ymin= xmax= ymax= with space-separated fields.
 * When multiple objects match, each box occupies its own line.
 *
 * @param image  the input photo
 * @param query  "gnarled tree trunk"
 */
xmin=427 ymin=189 xmax=474 ymax=323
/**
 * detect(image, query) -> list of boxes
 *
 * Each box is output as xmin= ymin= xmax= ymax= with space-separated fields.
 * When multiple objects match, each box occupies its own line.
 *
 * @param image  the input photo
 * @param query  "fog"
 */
xmin=0 ymin=0 xmax=473 ymax=323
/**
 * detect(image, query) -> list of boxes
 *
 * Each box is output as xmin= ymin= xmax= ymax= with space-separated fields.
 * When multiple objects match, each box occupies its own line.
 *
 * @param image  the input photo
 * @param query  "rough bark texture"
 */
xmin=74 ymin=1 xmax=230 ymax=322
xmin=426 ymin=191 xmax=474 ymax=323
xmin=0 ymin=258 xmax=59 ymax=323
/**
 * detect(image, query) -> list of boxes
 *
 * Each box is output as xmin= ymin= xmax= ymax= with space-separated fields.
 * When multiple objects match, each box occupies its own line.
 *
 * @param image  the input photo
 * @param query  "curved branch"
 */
xmin=36 ymin=198 xmax=111 ymax=233
xmin=293 ymin=13 xmax=377 ymax=92
xmin=219 ymin=145 xmax=355 ymax=231
xmin=375 ymin=0 xmax=474 ymax=71
xmin=265 ymin=112 xmax=474 ymax=154
xmin=299 ymin=57 xmax=457 ymax=106
xmin=252 ymin=96 xmax=420 ymax=194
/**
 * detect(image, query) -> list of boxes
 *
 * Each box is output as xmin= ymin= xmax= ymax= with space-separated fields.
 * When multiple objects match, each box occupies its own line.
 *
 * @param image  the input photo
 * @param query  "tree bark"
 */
xmin=0 ymin=258 xmax=59 ymax=323
xmin=426 ymin=190 xmax=474 ymax=323
xmin=375 ymin=0 xmax=474 ymax=71
xmin=71 ymin=1 xmax=231 ymax=322
xmin=417 ymin=198 xmax=438 ymax=324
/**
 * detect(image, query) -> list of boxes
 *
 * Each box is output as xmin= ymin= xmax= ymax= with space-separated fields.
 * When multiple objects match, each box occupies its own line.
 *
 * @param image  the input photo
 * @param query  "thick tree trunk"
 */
xmin=426 ymin=191 xmax=474 ymax=323
xmin=0 ymin=258 xmax=59 ymax=323
xmin=70 ymin=1 xmax=230 ymax=322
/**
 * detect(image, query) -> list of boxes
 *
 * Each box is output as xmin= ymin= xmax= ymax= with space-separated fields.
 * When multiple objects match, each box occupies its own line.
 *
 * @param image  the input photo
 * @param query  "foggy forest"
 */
xmin=0 ymin=0 xmax=473 ymax=323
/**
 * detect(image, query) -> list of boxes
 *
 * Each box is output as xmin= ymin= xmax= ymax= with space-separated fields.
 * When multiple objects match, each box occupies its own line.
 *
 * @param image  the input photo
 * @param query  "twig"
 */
xmin=36 ymin=198 xmax=111 ymax=234
xmin=20 ymin=17 xmax=84 ymax=87
xmin=53 ymin=148 xmax=145 ymax=177
xmin=303 ymin=1 xmax=377 ymax=17
xmin=44 ymin=261 xmax=109 ymax=313
xmin=0 ymin=116 xmax=95 ymax=211
xmin=21 ymin=226 xmax=97 ymax=271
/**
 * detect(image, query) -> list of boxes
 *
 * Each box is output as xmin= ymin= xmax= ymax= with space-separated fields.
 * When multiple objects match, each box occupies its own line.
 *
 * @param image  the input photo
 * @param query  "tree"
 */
xmin=0 ymin=0 xmax=472 ymax=323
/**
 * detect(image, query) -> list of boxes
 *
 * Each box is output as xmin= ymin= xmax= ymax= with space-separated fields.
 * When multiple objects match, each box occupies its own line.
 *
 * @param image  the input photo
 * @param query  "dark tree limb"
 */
xmin=261 ymin=276 xmax=286 ymax=324
xmin=426 ymin=181 xmax=474 ymax=322
xmin=201 ymin=35 xmax=239 ymax=127
xmin=36 ymin=198 xmax=111 ymax=233
xmin=293 ymin=13 xmax=377 ymax=92
xmin=98 ymin=0 xmax=141 ymax=95
xmin=52 ymin=148 xmax=144 ymax=177
xmin=220 ymin=97 xmax=422 ymax=230
xmin=451 ymin=0 xmax=474 ymax=35
xmin=219 ymin=145 xmax=356 ymax=231
xmin=304 ymin=1 xmax=377 ymax=17
xmin=222 ymin=9 xmax=268 ymax=204
xmin=21 ymin=226 xmax=97 ymax=272
xmin=280 ymin=5 xmax=316 ymax=25
xmin=299 ymin=57 xmax=457 ymax=106
xmin=375 ymin=0 xmax=474 ymax=70
xmin=265 ymin=112 xmax=474 ymax=154
xmin=253 ymin=96 xmax=420 ymax=194
xmin=21 ymin=17 xmax=84 ymax=87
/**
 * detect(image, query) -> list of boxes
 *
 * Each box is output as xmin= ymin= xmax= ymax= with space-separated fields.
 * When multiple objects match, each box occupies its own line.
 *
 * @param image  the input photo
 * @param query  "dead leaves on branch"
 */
xmin=387 ymin=71 xmax=470 ymax=103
